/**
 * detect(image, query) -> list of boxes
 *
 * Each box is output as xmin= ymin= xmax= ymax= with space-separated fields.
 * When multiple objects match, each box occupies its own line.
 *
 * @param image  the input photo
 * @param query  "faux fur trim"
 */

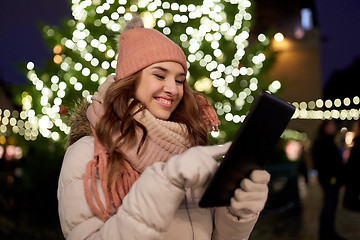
xmin=66 ymin=99 xmax=92 ymax=147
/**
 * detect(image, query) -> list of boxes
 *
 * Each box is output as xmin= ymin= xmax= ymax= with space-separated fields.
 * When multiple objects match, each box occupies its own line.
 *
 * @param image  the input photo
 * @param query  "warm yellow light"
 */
xmin=274 ymin=32 xmax=284 ymax=42
xmin=53 ymin=55 xmax=62 ymax=64
xmin=141 ymin=11 xmax=156 ymax=28
xmin=0 ymin=136 xmax=6 ymax=145
xmin=345 ymin=131 xmax=355 ymax=147
xmin=194 ymin=77 xmax=213 ymax=93
xmin=53 ymin=44 xmax=63 ymax=54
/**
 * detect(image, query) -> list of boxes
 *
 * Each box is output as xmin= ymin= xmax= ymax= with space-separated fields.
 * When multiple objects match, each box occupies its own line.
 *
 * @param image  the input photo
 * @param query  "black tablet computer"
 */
xmin=198 ymin=91 xmax=296 ymax=208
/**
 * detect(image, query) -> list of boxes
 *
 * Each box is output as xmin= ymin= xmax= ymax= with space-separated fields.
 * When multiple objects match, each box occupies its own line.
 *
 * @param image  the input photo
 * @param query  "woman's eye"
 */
xmin=176 ymin=79 xmax=184 ymax=84
xmin=154 ymin=74 xmax=164 ymax=79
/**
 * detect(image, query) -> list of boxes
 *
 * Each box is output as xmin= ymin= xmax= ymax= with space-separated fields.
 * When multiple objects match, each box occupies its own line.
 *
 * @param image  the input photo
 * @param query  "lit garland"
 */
xmin=291 ymin=96 xmax=360 ymax=120
xmin=0 ymin=109 xmax=39 ymax=141
xmin=281 ymin=128 xmax=308 ymax=142
xmin=2 ymin=96 xmax=359 ymax=141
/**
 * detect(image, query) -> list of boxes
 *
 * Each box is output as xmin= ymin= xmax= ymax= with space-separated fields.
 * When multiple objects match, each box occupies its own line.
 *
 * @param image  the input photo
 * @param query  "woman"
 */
xmin=57 ymin=17 xmax=270 ymax=240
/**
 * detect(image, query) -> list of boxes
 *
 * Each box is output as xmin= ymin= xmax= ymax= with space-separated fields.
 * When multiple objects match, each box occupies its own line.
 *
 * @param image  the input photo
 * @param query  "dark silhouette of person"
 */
xmin=311 ymin=120 xmax=345 ymax=240
xmin=343 ymin=120 xmax=360 ymax=211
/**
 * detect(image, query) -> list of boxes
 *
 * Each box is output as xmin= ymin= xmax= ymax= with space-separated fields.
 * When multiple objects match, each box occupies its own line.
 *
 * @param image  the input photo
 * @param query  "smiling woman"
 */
xmin=136 ymin=62 xmax=185 ymax=120
xmin=57 ymin=16 xmax=270 ymax=240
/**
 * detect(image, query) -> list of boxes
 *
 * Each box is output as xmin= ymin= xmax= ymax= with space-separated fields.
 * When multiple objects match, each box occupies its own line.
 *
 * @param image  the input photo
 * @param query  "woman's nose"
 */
xmin=164 ymin=79 xmax=178 ymax=96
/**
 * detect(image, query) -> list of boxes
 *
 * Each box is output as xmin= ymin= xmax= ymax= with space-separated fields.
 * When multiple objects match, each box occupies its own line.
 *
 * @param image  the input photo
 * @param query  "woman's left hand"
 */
xmin=228 ymin=170 xmax=270 ymax=219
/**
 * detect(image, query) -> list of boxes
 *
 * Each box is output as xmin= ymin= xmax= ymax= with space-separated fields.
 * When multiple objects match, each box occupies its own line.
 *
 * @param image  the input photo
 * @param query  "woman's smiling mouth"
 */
xmin=155 ymin=97 xmax=172 ymax=108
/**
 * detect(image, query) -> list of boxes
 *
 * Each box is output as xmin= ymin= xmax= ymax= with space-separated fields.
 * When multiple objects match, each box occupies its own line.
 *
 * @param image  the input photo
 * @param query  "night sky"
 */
xmin=314 ymin=0 xmax=360 ymax=88
xmin=1 ymin=0 xmax=360 ymax=95
xmin=0 ymin=0 xmax=71 ymax=85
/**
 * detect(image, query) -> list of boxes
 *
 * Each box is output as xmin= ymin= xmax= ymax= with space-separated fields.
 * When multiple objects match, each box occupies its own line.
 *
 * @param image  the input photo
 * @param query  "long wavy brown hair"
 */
xmin=95 ymin=70 xmax=208 ymax=184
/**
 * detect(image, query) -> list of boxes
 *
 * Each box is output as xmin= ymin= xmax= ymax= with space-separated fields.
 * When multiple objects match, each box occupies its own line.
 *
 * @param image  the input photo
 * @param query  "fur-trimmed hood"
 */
xmin=66 ymin=99 xmax=92 ymax=147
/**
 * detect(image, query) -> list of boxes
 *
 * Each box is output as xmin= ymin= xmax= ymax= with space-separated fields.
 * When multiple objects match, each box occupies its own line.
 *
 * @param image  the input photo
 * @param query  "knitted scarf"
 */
xmin=84 ymin=108 xmax=191 ymax=220
xmin=83 ymin=75 xmax=219 ymax=221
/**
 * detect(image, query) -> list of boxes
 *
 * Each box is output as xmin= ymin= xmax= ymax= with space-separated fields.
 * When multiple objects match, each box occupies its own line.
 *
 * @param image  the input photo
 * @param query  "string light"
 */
xmin=2 ymin=96 xmax=359 ymax=141
xmin=281 ymin=129 xmax=308 ymax=141
xmin=291 ymin=96 xmax=360 ymax=120
xmin=274 ymin=32 xmax=284 ymax=42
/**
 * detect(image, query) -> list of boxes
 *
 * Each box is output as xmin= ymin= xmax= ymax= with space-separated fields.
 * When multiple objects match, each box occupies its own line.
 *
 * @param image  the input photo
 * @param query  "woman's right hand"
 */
xmin=164 ymin=142 xmax=231 ymax=189
xmin=112 ymin=143 xmax=231 ymax=237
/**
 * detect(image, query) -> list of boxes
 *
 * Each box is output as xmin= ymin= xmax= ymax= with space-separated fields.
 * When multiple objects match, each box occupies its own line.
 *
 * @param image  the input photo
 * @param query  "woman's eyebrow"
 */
xmin=151 ymin=66 xmax=186 ymax=77
xmin=151 ymin=66 xmax=168 ymax=72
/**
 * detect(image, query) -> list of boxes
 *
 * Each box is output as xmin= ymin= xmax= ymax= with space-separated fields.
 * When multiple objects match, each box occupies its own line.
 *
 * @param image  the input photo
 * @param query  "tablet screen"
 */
xmin=199 ymin=91 xmax=295 ymax=208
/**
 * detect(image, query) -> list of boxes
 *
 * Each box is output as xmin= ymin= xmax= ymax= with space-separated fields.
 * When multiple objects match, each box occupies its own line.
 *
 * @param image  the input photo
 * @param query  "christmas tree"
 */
xmin=7 ymin=0 xmax=278 ymax=147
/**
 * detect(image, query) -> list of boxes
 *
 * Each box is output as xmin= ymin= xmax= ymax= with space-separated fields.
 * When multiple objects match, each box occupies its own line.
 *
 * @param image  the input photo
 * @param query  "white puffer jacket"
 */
xmin=57 ymin=136 xmax=259 ymax=240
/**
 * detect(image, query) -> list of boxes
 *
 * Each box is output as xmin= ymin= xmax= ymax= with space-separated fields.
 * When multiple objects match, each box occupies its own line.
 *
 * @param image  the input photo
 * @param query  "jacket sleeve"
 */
xmin=212 ymin=207 xmax=259 ymax=240
xmin=57 ymin=136 xmax=185 ymax=240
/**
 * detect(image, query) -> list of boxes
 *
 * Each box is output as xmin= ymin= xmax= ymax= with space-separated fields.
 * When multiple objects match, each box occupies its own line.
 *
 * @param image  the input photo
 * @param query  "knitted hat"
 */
xmin=115 ymin=18 xmax=187 ymax=80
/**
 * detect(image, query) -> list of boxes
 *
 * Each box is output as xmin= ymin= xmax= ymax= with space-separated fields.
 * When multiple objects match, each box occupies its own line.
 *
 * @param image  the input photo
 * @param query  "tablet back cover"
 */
xmin=199 ymin=91 xmax=295 ymax=208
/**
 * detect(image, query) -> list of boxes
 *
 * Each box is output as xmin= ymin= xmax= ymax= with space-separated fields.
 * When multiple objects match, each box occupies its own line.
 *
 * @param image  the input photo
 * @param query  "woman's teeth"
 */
xmin=156 ymin=98 xmax=171 ymax=106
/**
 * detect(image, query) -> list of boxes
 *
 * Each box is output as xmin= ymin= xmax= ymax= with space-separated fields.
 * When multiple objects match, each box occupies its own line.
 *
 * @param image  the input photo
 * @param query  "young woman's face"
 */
xmin=136 ymin=61 xmax=186 ymax=120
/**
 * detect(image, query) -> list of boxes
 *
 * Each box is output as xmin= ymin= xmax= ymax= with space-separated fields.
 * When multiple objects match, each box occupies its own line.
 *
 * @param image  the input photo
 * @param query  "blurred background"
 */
xmin=1 ymin=0 xmax=360 ymax=239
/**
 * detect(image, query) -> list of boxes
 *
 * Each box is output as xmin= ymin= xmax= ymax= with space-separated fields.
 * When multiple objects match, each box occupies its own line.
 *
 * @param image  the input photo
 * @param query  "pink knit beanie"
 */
xmin=115 ymin=20 xmax=187 ymax=80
